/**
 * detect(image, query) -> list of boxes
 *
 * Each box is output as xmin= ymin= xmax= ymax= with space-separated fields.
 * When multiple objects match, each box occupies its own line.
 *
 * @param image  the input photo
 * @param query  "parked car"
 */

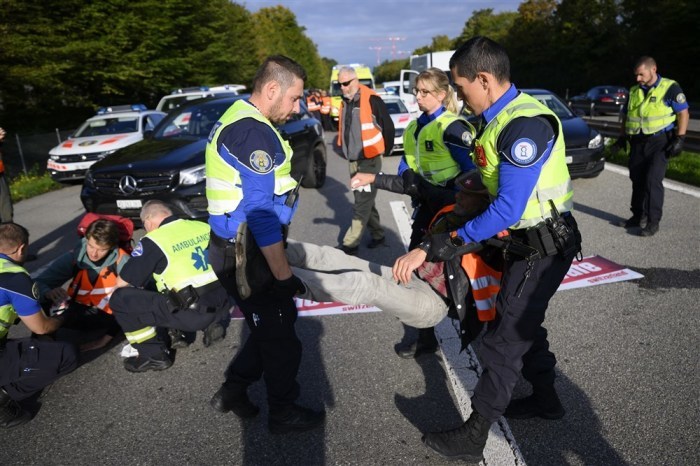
xmin=48 ymin=105 xmax=166 ymax=182
xmin=568 ymin=85 xmax=628 ymax=116
xmin=523 ymin=89 xmax=605 ymax=178
xmin=155 ymin=84 xmax=246 ymax=113
xmin=81 ymin=95 xmax=327 ymax=225
xmin=380 ymin=94 xmax=415 ymax=154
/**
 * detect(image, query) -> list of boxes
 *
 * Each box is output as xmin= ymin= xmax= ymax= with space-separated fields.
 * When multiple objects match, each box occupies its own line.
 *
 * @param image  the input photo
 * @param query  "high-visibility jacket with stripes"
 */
xmin=404 ymin=111 xmax=463 ymax=187
xmin=475 ymin=92 xmax=573 ymax=229
xmin=67 ymin=248 xmax=129 ymax=315
xmin=307 ymin=96 xmax=321 ymax=112
xmin=337 ymin=84 xmax=386 ymax=159
xmin=0 ymin=257 xmax=28 ymax=340
xmin=205 ymin=100 xmax=297 ymax=216
xmin=625 ymin=77 xmax=677 ymax=135
xmin=320 ymin=96 xmax=331 ymax=115
xmin=145 ymin=219 xmax=218 ymax=293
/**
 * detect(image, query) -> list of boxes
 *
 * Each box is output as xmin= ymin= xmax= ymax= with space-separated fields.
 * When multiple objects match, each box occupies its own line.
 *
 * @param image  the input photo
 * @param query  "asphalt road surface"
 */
xmin=4 ymin=132 xmax=699 ymax=465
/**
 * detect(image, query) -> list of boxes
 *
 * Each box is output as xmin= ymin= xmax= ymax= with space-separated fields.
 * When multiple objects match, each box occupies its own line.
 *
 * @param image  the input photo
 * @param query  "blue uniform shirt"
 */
xmin=457 ymin=85 xmax=557 ymax=243
xmin=0 ymin=253 xmax=41 ymax=317
xmin=208 ymin=101 xmax=294 ymax=247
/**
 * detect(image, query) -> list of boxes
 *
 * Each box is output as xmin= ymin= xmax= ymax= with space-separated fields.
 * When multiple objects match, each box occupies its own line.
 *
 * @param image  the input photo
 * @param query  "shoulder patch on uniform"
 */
xmin=462 ymin=130 xmax=474 ymax=146
xmin=510 ymin=138 xmax=538 ymax=165
xmin=249 ymin=150 xmax=274 ymax=173
xmin=676 ymin=93 xmax=687 ymax=104
xmin=31 ymin=282 xmax=40 ymax=300
xmin=131 ymin=242 xmax=144 ymax=257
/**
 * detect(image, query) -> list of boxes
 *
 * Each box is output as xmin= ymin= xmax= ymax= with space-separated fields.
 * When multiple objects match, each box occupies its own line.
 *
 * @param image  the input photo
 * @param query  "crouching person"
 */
xmin=110 ymin=201 xmax=230 ymax=373
xmin=0 ymin=223 xmax=77 ymax=428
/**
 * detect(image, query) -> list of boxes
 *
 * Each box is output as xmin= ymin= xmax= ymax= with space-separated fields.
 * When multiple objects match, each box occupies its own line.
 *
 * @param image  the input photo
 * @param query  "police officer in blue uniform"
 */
xmin=109 ymin=201 xmax=230 ymax=373
xmin=205 ymin=56 xmax=325 ymax=434
xmin=413 ymin=37 xmax=581 ymax=463
xmin=616 ymin=56 xmax=689 ymax=236
xmin=0 ymin=222 xmax=77 ymax=428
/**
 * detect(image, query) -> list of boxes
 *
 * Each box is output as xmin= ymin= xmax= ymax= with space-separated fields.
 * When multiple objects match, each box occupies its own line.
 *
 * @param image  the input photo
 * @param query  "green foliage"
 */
xmin=454 ymin=9 xmax=518 ymax=47
xmin=604 ymin=144 xmax=700 ymax=187
xmin=373 ymin=59 xmax=410 ymax=84
xmin=9 ymin=167 xmax=63 ymax=202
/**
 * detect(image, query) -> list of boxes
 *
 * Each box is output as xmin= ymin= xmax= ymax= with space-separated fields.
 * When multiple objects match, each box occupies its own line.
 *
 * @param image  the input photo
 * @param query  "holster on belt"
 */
xmin=165 ymin=285 xmax=199 ymax=313
xmin=235 ymin=222 xmax=279 ymax=299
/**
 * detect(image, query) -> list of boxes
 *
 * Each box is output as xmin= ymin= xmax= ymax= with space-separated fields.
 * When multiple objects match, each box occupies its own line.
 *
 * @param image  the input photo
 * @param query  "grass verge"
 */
xmin=604 ymin=143 xmax=700 ymax=187
xmin=9 ymin=167 xmax=63 ymax=203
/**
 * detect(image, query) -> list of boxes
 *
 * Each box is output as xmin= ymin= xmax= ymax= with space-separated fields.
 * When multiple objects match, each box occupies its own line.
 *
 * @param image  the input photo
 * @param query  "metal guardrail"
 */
xmin=585 ymin=119 xmax=700 ymax=152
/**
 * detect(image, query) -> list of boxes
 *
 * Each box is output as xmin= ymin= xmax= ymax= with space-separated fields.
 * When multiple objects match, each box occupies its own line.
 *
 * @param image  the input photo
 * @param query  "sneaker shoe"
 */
xmin=618 ymin=215 xmax=647 ymax=229
xmin=268 ymin=404 xmax=326 ymax=434
xmin=639 ymin=223 xmax=659 ymax=237
xmin=367 ymin=237 xmax=386 ymax=248
xmin=202 ymin=322 xmax=225 ymax=347
xmin=336 ymin=244 xmax=358 ymax=256
xmin=210 ymin=387 xmax=259 ymax=418
xmin=124 ymin=351 xmax=173 ymax=373
xmin=168 ymin=328 xmax=190 ymax=349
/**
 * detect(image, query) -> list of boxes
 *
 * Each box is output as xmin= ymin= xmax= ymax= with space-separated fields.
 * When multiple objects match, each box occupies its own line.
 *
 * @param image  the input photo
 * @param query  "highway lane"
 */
xmin=4 ymin=134 xmax=699 ymax=465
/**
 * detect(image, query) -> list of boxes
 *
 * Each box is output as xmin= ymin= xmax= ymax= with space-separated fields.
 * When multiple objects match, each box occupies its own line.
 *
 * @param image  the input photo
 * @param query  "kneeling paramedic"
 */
xmin=110 ymin=200 xmax=230 ymax=373
xmin=0 ymin=222 xmax=77 ymax=428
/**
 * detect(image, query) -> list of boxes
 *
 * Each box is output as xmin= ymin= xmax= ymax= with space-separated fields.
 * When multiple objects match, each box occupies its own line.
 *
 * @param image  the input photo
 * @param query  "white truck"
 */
xmin=398 ymin=50 xmax=456 ymax=113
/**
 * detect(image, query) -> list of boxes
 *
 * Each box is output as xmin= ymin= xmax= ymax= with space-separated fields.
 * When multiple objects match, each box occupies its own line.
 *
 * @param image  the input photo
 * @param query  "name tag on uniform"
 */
xmin=425 ymin=140 xmax=434 ymax=151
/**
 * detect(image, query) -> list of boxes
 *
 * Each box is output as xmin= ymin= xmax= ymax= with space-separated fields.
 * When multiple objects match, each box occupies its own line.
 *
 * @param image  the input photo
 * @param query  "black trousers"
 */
xmin=0 ymin=338 xmax=77 ymax=400
xmin=209 ymin=234 xmax=302 ymax=411
xmin=110 ymin=286 xmax=230 ymax=357
xmin=628 ymin=132 xmax=671 ymax=224
xmin=471 ymin=239 xmax=577 ymax=422
xmin=58 ymin=302 xmax=121 ymax=337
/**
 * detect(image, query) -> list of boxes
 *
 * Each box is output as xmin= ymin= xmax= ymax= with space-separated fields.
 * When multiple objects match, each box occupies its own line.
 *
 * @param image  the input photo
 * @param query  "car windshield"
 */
xmin=155 ymin=100 xmax=233 ymax=139
xmin=74 ymin=116 xmax=139 ymax=137
xmin=383 ymin=99 xmax=408 ymax=114
xmin=527 ymin=92 xmax=576 ymax=119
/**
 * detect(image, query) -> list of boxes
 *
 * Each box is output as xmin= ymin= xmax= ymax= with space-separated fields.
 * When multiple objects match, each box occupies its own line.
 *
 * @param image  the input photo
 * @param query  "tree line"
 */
xmin=375 ymin=0 xmax=698 ymax=103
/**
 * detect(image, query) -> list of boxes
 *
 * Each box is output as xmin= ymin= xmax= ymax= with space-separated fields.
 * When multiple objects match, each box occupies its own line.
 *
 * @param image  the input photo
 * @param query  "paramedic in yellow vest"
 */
xmin=411 ymin=37 xmax=582 ymax=463
xmin=615 ymin=56 xmax=689 ymax=237
xmin=35 ymin=219 xmax=129 ymax=352
xmin=109 ymin=200 xmax=229 ymax=373
xmin=351 ymin=67 xmax=477 ymax=359
xmin=335 ymin=66 xmax=394 ymax=255
xmin=0 ymin=222 xmax=77 ymax=428
xmin=204 ymin=55 xmax=325 ymax=434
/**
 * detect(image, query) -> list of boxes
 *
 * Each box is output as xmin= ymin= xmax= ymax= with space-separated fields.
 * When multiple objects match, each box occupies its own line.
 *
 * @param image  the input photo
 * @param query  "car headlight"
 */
xmin=49 ymin=154 xmax=60 ymax=161
xmin=179 ymin=164 xmax=206 ymax=186
xmin=588 ymin=133 xmax=603 ymax=149
xmin=96 ymin=149 xmax=117 ymax=160
xmin=84 ymin=170 xmax=95 ymax=188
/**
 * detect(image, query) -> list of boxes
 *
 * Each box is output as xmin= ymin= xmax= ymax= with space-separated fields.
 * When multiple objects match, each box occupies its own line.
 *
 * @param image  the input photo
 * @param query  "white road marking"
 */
xmin=390 ymin=200 xmax=526 ymax=466
xmin=604 ymin=163 xmax=700 ymax=198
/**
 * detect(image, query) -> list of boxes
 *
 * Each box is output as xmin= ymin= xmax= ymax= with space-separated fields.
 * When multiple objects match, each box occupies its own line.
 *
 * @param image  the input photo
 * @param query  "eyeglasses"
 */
xmin=339 ymin=78 xmax=356 ymax=87
xmin=412 ymin=87 xmax=433 ymax=97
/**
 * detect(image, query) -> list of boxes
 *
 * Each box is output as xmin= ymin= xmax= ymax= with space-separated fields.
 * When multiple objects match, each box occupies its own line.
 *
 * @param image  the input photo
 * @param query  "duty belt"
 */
xmin=210 ymin=231 xmax=236 ymax=248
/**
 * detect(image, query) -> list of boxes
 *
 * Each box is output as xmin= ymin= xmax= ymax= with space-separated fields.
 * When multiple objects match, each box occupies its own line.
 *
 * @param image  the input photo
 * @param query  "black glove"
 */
xmin=666 ymin=135 xmax=684 ymax=158
xmin=271 ymin=274 xmax=305 ymax=300
xmin=611 ymin=135 xmax=627 ymax=153
xmin=420 ymin=232 xmax=480 ymax=262
xmin=401 ymin=169 xmax=420 ymax=199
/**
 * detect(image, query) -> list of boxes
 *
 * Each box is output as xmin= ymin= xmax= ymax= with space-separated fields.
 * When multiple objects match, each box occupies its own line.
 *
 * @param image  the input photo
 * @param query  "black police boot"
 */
xmin=504 ymin=384 xmax=565 ymax=420
xmin=422 ymin=408 xmax=491 ymax=462
xmin=202 ymin=321 xmax=226 ymax=347
xmin=0 ymin=389 xmax=32 ymax=429
xmin=124 ymin=350 xmax=173 ymax=373
xmin=268 ymin=404 xmax=326 ymax=434
xmin=618 ymin=215 xmax=647 ymax=229
xmin=639 ymin=222 xmax=659 ymax=237
xmin=168 ymin=328 xmax=190 ymax=349
xmin=397 ymin=328 xmax=439 ymax=359
xmin=210 ymin=386 xmax=259 ymax=419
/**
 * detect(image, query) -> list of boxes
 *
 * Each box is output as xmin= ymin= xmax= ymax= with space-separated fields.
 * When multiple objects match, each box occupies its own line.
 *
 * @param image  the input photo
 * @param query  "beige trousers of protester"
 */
xmin=286 ymin=240 xmax=447 ymax=329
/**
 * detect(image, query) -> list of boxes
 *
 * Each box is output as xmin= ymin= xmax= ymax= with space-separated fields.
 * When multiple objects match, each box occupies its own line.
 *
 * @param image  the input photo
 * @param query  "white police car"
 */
xmin=155 ymin=84 xmax=246 ymax=113
xmin=47 ymin=105 xmax=166 ymax=182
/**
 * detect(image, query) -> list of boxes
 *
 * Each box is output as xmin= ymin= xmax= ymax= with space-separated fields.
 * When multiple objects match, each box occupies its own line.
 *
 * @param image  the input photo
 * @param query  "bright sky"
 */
xmin=244 ymin=0 xmax=523 ymax=67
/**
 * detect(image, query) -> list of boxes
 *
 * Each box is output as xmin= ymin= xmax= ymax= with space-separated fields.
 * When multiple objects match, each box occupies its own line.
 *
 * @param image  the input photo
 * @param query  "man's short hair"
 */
xmin=252 ymin=55 xmax=307 ymax=94
xmin=85 ymin=219 xmax=119 ymax=248
xmin=140 ymin=200 xmax=173 ymax=224
xmin=337 ymin=66 xmax=357 ymax=79
xmin=635 ymin=56 xmax=656 ymax=70
xmin=0 ymin=222 xmax=29 ymax=253
xmin=450 ymin=36 xmax=510 ymax=83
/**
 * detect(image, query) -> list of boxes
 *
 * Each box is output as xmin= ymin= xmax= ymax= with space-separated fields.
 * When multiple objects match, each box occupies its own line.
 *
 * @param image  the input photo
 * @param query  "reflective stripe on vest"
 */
xmin=403 ymin=112 xmax=462 ymax=186
xmin=474 ymin=93 xmax=573 ymax=229
xmin=205 ymin=100 xmax=297 ymax=215
xmin=0 ymin=258 xmax=29 ymax=339
xmin=337 ymin=85 xmax=386 ymax=158
xmin=67 ymin=248 xmax=129 ymax=315
xmin=320 ymin=97 xmax=331 ymax=114
xmin=307 ymin=97 xmax=321 ymax=112
xmin=146 ymin=219 xmax=218 ymax=292
xmin=625 ymin=78 xmax=677 ymax=135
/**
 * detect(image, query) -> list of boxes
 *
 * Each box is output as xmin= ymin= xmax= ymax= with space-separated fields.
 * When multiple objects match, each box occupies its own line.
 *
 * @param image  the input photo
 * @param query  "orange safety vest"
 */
xmin=67 ymin=248 xmax=129 ymax=315
xmin=307 ymin=96 xmax=321 ymax=113
xmin=431 ymin=205 xmax=502 ymax=322
xmin=337 ymin=84 xmax=385 ymax=159
xmin=320 ymin=96 xmax=331 ymax=115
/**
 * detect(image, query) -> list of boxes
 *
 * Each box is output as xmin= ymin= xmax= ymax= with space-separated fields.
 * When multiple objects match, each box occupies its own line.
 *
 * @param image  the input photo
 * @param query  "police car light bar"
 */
xmin=172 ymin=86 xmax=210 ymax=94
xmin=96 ymin=104 xmax=147 ymax=114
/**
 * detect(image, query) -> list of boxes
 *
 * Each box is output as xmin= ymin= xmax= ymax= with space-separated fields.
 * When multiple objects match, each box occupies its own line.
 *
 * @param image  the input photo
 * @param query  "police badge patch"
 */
xmin=462 ymin=131 xmax=473 ymax=146
xmin=677 ymin=93 xmax=687 ymax=104
xmin=32 ymin=282 xmax=40 ymax=300
xmin=250 ymin=150 xmax=273 ymax=173
xmin=510 ymin=138 xmax=538 ymax=166
xmin=131 ymin=242 xmax=144 ymax=257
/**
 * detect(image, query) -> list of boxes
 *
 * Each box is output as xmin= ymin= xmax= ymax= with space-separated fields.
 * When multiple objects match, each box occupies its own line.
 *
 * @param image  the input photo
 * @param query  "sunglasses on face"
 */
xmin=339 ymin=78 xmax=356 ymax=87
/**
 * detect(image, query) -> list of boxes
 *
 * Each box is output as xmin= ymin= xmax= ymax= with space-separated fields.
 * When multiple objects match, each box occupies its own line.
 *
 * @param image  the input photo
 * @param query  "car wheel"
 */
xmin=301 ymin=143 xmax=327 ymax=189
